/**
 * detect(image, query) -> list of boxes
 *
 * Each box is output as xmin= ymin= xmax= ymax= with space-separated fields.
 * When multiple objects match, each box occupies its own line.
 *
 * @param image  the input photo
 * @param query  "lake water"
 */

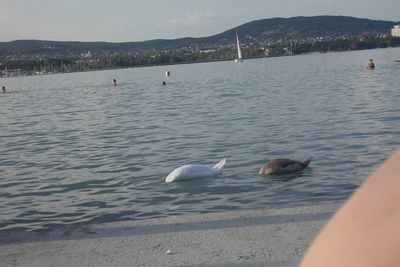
xmin=1 ymin=48 xmax=400 ymax=231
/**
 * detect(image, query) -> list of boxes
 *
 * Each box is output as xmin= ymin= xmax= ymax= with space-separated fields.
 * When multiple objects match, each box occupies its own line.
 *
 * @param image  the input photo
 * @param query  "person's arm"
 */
xmin=301 ymin=150 xmax=400 ymax=267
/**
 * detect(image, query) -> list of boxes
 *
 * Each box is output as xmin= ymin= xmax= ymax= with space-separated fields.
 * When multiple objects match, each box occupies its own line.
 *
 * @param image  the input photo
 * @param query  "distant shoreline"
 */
xmin=0 ymin=56 xmax=264 ymax=78
xmin=1 ymin=46 xmax=399 ymax=79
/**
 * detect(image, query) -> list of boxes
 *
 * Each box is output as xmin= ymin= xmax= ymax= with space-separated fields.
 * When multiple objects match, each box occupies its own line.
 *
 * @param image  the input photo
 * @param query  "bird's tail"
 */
xmin=213 ymin=158 xmax=227 ymax=173
xmin=303 ymin=157 xmax=313 ymax=166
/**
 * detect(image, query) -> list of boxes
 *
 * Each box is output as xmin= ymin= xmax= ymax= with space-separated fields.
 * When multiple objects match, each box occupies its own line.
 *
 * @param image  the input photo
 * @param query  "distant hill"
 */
xmin=0 ymin=16 xmax=398 ymax=53
xmin=226 ymin=15 xmax=397 ymax=41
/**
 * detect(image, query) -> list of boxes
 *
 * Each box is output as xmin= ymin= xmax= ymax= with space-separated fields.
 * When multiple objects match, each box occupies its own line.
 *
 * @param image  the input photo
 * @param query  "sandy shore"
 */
xmin=0 ymin=201 xmax=343 ymax=267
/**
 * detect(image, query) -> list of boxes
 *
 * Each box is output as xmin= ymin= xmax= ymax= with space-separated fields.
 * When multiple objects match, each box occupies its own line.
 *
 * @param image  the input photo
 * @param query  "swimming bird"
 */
xmin=165 ymin=158 xmax=227 ymax=183
xmin=259 ymin=157 xmax=313 ymax=176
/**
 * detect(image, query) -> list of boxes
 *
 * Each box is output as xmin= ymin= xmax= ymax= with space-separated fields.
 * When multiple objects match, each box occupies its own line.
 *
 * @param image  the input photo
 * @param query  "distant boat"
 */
xmin=234 ymin=30 xmax=243 ymax=62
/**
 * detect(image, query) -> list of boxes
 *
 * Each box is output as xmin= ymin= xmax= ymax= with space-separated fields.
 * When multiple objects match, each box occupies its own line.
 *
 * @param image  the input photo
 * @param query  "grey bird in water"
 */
xmin=259 ymin=157 xmax=313 ymax=176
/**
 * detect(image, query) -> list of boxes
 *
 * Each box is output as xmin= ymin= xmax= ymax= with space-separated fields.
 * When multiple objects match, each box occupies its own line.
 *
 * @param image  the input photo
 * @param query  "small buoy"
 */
xmin=165 ymin=71 xmax=170 ymax=77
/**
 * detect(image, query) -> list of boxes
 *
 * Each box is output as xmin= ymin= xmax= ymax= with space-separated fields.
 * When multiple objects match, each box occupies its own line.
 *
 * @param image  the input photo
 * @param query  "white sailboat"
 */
xmin=234 ymin=30 xmax=243 ymax=62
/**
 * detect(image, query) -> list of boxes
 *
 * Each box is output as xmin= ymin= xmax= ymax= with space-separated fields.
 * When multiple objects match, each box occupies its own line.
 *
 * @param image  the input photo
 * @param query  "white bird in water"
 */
xmin=165 ymin=158 xmax=227 ymax=183
xmin=259 ymin=157 xmax=313 ymax=176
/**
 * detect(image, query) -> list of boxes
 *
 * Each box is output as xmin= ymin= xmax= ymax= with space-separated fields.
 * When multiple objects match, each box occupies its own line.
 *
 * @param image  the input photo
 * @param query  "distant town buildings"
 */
xmin=1 ymin=17 xmax=400 ymax=78
xmin=1 ymin=69 xmax=26 ymax=77
xmin=391 ymin=25 xmax=400 ymax=37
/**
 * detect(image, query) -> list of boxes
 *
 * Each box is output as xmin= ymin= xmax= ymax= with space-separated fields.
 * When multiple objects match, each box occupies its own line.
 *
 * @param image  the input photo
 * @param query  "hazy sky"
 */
xmin=1 ymin=0 xmax=399 ymax=42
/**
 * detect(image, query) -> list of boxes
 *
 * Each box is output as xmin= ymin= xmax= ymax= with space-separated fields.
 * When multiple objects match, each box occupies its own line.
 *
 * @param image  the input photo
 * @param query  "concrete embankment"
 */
xmin=0 ymin=201 xmax=343 ymax=267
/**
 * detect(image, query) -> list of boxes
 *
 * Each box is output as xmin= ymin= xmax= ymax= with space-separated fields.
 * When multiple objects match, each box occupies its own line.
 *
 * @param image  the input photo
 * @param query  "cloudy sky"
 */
xmin=1 ymin=0 xmax=399 ymax=42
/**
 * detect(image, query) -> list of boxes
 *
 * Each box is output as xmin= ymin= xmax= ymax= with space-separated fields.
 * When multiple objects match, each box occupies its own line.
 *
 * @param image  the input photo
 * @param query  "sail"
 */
xmin=235 ymin=31 xmax=243 ymax=61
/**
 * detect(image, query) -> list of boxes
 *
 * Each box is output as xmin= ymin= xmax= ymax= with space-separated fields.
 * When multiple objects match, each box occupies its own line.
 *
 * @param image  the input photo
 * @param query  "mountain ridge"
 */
xmin=0 ymin=15 xmax=398 ymax=53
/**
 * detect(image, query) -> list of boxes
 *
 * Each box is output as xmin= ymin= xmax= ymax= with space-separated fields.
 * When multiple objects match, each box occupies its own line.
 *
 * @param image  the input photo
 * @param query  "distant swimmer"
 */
xmin=366 ymin=58 xmax=375 ymax=69
xmin=112 ymin=79 xmax=117 ymax=86
xmin=162 ymin=81 xmax=166 ymax=85
xmin=1 ymin=86 xmax=6 ymax=93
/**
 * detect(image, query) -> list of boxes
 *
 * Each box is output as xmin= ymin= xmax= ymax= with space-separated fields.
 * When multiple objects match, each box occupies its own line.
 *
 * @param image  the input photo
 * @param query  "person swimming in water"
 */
xmin=112 ymin=79 xmax=117 ymax=86
xmin=2 ymin=86 xmax=6 ymax=93
xmin=367 ymin=58 xmax=375 ymax=69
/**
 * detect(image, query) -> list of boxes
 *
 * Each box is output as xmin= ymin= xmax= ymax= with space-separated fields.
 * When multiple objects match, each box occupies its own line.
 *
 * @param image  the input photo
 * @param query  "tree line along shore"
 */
xmin=1 ymin=35 xmax=399 ymax=77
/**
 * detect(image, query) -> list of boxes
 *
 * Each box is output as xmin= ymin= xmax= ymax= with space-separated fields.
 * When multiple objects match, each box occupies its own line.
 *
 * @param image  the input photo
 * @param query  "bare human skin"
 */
xmin=301 ymin=150 xmax=400 ymax=267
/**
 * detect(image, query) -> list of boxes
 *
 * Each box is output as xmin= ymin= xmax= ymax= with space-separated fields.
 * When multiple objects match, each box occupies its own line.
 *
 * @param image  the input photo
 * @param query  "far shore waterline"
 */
xmin=2 ymin=46 xmax=398 ymax=79
xmin=0 ymin=55 xmax=264 ymax=79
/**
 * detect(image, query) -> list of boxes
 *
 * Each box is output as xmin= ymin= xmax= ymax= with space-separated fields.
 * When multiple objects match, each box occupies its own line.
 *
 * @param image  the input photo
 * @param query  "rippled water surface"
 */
xmin=1 ymin=48 xmax=400 ymax=231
